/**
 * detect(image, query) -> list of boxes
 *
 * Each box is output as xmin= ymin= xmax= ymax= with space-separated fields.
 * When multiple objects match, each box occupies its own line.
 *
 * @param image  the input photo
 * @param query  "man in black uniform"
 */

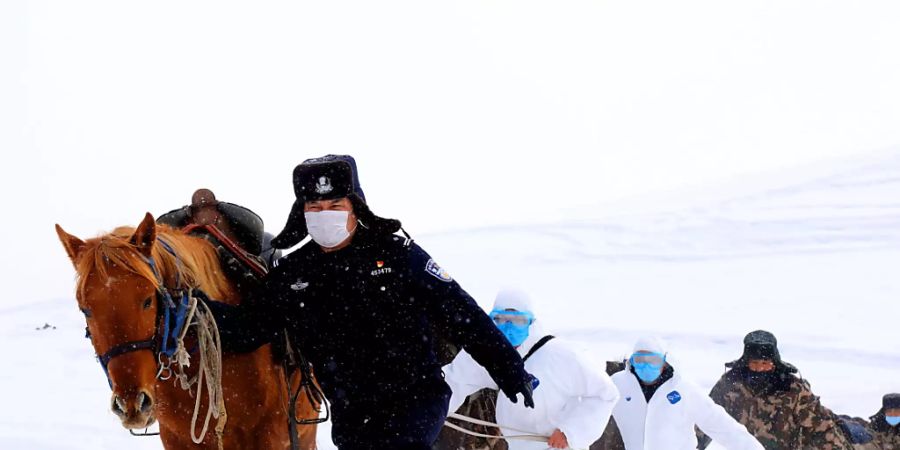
xmin=207 ymin=155 xmax=534 ymax=450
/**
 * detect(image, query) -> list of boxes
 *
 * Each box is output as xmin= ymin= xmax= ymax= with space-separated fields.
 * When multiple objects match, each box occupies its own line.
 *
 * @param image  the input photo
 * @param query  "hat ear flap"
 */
xmin=780 ymin=361 xmax=798 ymax=374
xmin=270 ymin=200 xmax=307 ymax=249
xmin=349 ymin=194 xmax=401 ymax=235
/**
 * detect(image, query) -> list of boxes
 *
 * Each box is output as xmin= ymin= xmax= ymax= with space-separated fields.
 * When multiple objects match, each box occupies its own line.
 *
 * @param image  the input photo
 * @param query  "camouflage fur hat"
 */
xmin=884 ymin=393 xmax=900 ymax=410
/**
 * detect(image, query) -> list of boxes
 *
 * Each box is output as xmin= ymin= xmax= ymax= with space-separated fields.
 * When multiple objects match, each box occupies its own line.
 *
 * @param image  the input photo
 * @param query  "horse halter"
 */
xmin=88 ymin=238 xmax=195 ymax=388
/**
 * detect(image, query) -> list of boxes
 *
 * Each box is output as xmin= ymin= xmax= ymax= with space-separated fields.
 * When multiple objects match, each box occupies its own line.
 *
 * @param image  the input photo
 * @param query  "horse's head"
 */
xmin=56 ymin=213 xmax=163 ymax=428
xmin=55 ymin=213 xmax=232 ymax=430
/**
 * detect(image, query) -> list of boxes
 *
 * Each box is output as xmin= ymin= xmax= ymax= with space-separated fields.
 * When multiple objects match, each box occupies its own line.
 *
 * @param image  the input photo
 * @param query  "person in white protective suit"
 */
xmin=443 ymin=289 xmax=619 ymax=450
xmin=610 ymin=336 xmax=764 ymax=450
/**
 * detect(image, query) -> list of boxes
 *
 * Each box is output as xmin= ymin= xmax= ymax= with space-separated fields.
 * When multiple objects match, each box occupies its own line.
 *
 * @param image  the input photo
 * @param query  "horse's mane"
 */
xmin=74 ymin=224 xmax=233 ymax=302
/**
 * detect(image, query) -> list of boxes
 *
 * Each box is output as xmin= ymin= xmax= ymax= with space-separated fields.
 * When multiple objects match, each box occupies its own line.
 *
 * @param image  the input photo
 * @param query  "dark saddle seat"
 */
xmin=158 ymin=189 xmax=281 ymax=272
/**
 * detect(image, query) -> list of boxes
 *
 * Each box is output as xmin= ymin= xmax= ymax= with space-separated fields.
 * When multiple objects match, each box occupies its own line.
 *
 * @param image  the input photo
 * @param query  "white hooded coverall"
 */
xmin=443 ymin=290 xmax=619 ymax=450
xmin=610 ymin=337 xmax=763 ymax=450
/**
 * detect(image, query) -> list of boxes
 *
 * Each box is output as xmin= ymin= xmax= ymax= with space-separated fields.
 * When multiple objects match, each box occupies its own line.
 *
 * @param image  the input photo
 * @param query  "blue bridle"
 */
xmin=88 ymin=238 xmax=194 ymax=388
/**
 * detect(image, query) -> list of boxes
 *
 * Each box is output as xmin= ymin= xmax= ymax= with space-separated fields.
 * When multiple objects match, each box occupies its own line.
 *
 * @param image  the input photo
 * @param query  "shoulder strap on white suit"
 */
xmin=523 ymin=335 xmax=555 ymax=362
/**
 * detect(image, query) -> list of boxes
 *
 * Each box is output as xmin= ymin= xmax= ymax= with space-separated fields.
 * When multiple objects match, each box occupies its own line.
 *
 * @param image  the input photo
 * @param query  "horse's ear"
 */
xmin=55 ymin=224 xmax=87 ymax=267
xmin=130 ymin=212 xmax=157 ymax=257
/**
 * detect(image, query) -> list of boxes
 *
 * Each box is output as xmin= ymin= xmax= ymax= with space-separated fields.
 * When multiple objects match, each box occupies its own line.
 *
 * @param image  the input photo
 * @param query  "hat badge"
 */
xmin=315 ymin=176 xmax=333 ymax=194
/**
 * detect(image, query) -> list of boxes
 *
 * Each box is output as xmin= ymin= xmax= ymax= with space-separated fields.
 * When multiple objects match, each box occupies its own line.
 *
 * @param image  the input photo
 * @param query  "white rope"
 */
xmin=170 ymin=293 xmax=228 ymax=450
xmin=445 ymin=413 xmax=548 ymax=443
xmin=443 ymin=420 xmax=548 ymax=442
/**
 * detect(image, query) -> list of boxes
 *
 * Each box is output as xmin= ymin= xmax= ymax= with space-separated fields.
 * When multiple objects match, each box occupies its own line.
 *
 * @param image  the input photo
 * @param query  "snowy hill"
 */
xmin=4 ymin=153 xmax=900 ymax=449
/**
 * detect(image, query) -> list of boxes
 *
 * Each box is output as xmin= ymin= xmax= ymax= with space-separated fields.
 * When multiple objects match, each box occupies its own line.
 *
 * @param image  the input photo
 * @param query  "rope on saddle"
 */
xmin=169 ymin=290 xmax=228 ymax=450
xmin=445 ymin=413 xmax=548 ymax=443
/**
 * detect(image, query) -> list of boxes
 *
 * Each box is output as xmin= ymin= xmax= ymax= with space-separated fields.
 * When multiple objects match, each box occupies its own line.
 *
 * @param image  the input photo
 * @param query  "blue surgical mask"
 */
xmin=497 ymin=322 xmax=530 ymax=347
xmin=631 ymin=352 xmax=666 ymax=383
xmin=490 ymin=309 xmax=533 ymax=347
xmin=633 ymin=362 xmax=663 ymax=383
xmin=886 ymin=415 xmax=900 ymax=427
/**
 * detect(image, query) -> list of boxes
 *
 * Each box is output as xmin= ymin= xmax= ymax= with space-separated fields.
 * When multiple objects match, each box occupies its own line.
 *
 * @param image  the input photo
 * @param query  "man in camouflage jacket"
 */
xmin=841 ymin=393 xmax=900 ymax=450
xmin=865 ymin=394 xmax=900 ymax=449
xmin=697 ymin=330 xmax=853 ymax=450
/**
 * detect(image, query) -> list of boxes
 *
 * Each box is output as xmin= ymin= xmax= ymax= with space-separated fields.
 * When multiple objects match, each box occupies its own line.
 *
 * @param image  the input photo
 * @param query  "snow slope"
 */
xmin=4 ymin=153 xmax=899 ymax=449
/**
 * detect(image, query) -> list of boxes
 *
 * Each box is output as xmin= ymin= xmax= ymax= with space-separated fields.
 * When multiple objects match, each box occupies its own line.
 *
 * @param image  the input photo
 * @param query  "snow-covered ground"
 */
xmin=4 ymin=153 xmax=899 ymax=449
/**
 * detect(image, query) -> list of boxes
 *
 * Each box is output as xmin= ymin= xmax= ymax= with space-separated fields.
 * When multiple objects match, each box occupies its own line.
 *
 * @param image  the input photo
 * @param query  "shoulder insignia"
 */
xmin=667 ymin=390 xmax=682 ymax=404
xmin=425 ymin=258 xmax=452 ymax=282
xmin=391 ymin=235 xmax=413 ymax=247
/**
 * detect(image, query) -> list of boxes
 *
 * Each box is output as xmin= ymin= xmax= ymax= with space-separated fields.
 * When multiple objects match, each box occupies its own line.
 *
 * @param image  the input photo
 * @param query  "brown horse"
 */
xmin=56 ymin=212 xmax=319 ymax=449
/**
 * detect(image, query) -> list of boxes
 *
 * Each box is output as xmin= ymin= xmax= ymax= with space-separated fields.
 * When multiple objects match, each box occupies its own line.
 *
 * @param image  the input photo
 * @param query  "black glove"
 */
xmin=502 ymin=374 xmax=537 ymax=409
xmin=216 ymin=245 xmax=261 ymax=293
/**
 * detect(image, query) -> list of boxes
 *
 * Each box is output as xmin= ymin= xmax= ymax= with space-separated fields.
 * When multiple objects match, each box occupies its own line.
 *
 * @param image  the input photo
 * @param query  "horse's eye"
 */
xmin=80 ymin=307 xmax=92 ymax=318
xmin=142 ymin=297 xmax=153 ymax=310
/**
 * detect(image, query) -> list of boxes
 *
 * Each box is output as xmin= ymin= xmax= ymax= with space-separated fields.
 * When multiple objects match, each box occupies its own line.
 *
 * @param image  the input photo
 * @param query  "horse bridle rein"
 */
xmin=85 ymin=229 xmax=323 ymax=443
xmin=89 ymin=220 xmax=271 ymax=382
xmin=87 ymin=238 xmax=198 ymax=388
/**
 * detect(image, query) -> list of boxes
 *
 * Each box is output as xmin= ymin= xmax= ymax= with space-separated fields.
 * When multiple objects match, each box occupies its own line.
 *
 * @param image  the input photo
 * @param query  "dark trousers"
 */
xmin=333 ymin=388 xmax=450 ymax=450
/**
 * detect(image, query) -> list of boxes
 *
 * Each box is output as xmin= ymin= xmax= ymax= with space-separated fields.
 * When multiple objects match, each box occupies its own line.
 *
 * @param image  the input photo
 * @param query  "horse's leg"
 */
xmin=254 ymin=360 xmax=320 ymax=450
xmin=297 ymin=422 xmax=318 ymax=450
xmin=241 ymin=377 xmax=291 ymax=450
xmin=219 ymin=347 xmax=295 ymax=449
xmin=289 ymin=370 xmax=321 ymax=450
xmin=256 ymin=392 xmax=316 ymax=450
xmin=249 ymin=413 xmax=291 ymax=450
xmin=256 ymin=360 xmax=301 ymax=450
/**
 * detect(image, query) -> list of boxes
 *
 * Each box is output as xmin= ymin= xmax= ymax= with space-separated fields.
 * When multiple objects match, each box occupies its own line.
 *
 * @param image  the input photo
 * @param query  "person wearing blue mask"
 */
xmin=442 ymin=289 xmax=619 ymax=450
xmin=863 ymin=394 xmax=900 ymax=449
xmin=835 ymin=393 xmax=900 ymax=450
xmin=609 ymin=336 xmax=764 ymax=450
xmin=889 ymin=397 xmax=900 ymax=425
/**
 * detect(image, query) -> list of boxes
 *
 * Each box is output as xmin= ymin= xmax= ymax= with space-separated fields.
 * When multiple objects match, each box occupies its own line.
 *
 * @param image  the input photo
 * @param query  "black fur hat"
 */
xmin=743 ymin=330 xmax=781 ymax=361
xmin=291 ymin=155 xmax=366 ymax=203
xmin=270 ymin=155 xmax=401 ymax=249
xmin=726 ymin=330 xmax=798 ymax=374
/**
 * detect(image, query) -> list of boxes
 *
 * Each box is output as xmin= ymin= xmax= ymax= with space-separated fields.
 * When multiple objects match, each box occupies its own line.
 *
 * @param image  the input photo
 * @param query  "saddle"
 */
xmin=158 ymin=189 xmax=280 ymax=284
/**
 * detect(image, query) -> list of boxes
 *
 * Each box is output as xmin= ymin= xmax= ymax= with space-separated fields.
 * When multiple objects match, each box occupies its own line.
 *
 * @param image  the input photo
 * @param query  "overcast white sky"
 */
xmin=2 ymin=0 xmax=900 ymax=303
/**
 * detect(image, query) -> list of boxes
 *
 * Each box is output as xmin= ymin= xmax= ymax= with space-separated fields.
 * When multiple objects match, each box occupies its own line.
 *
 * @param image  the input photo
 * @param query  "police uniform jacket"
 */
xmin=208 ymin=226 xmax=529 ymax=448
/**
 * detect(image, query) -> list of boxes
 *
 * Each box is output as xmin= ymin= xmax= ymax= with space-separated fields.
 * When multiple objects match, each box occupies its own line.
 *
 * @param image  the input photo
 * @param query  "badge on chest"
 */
xmin=370 ymin=259 xmax=393 ymax=276
xmin=290 ymin=278 xmax=310 ymax=291
xmin=667 ymin=391 xmax=682 ymax=405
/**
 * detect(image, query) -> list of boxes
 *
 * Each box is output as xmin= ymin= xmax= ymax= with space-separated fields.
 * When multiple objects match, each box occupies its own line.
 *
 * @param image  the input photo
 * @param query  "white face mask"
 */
xmin=304 ymin=210 xmax=353 ymax=248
